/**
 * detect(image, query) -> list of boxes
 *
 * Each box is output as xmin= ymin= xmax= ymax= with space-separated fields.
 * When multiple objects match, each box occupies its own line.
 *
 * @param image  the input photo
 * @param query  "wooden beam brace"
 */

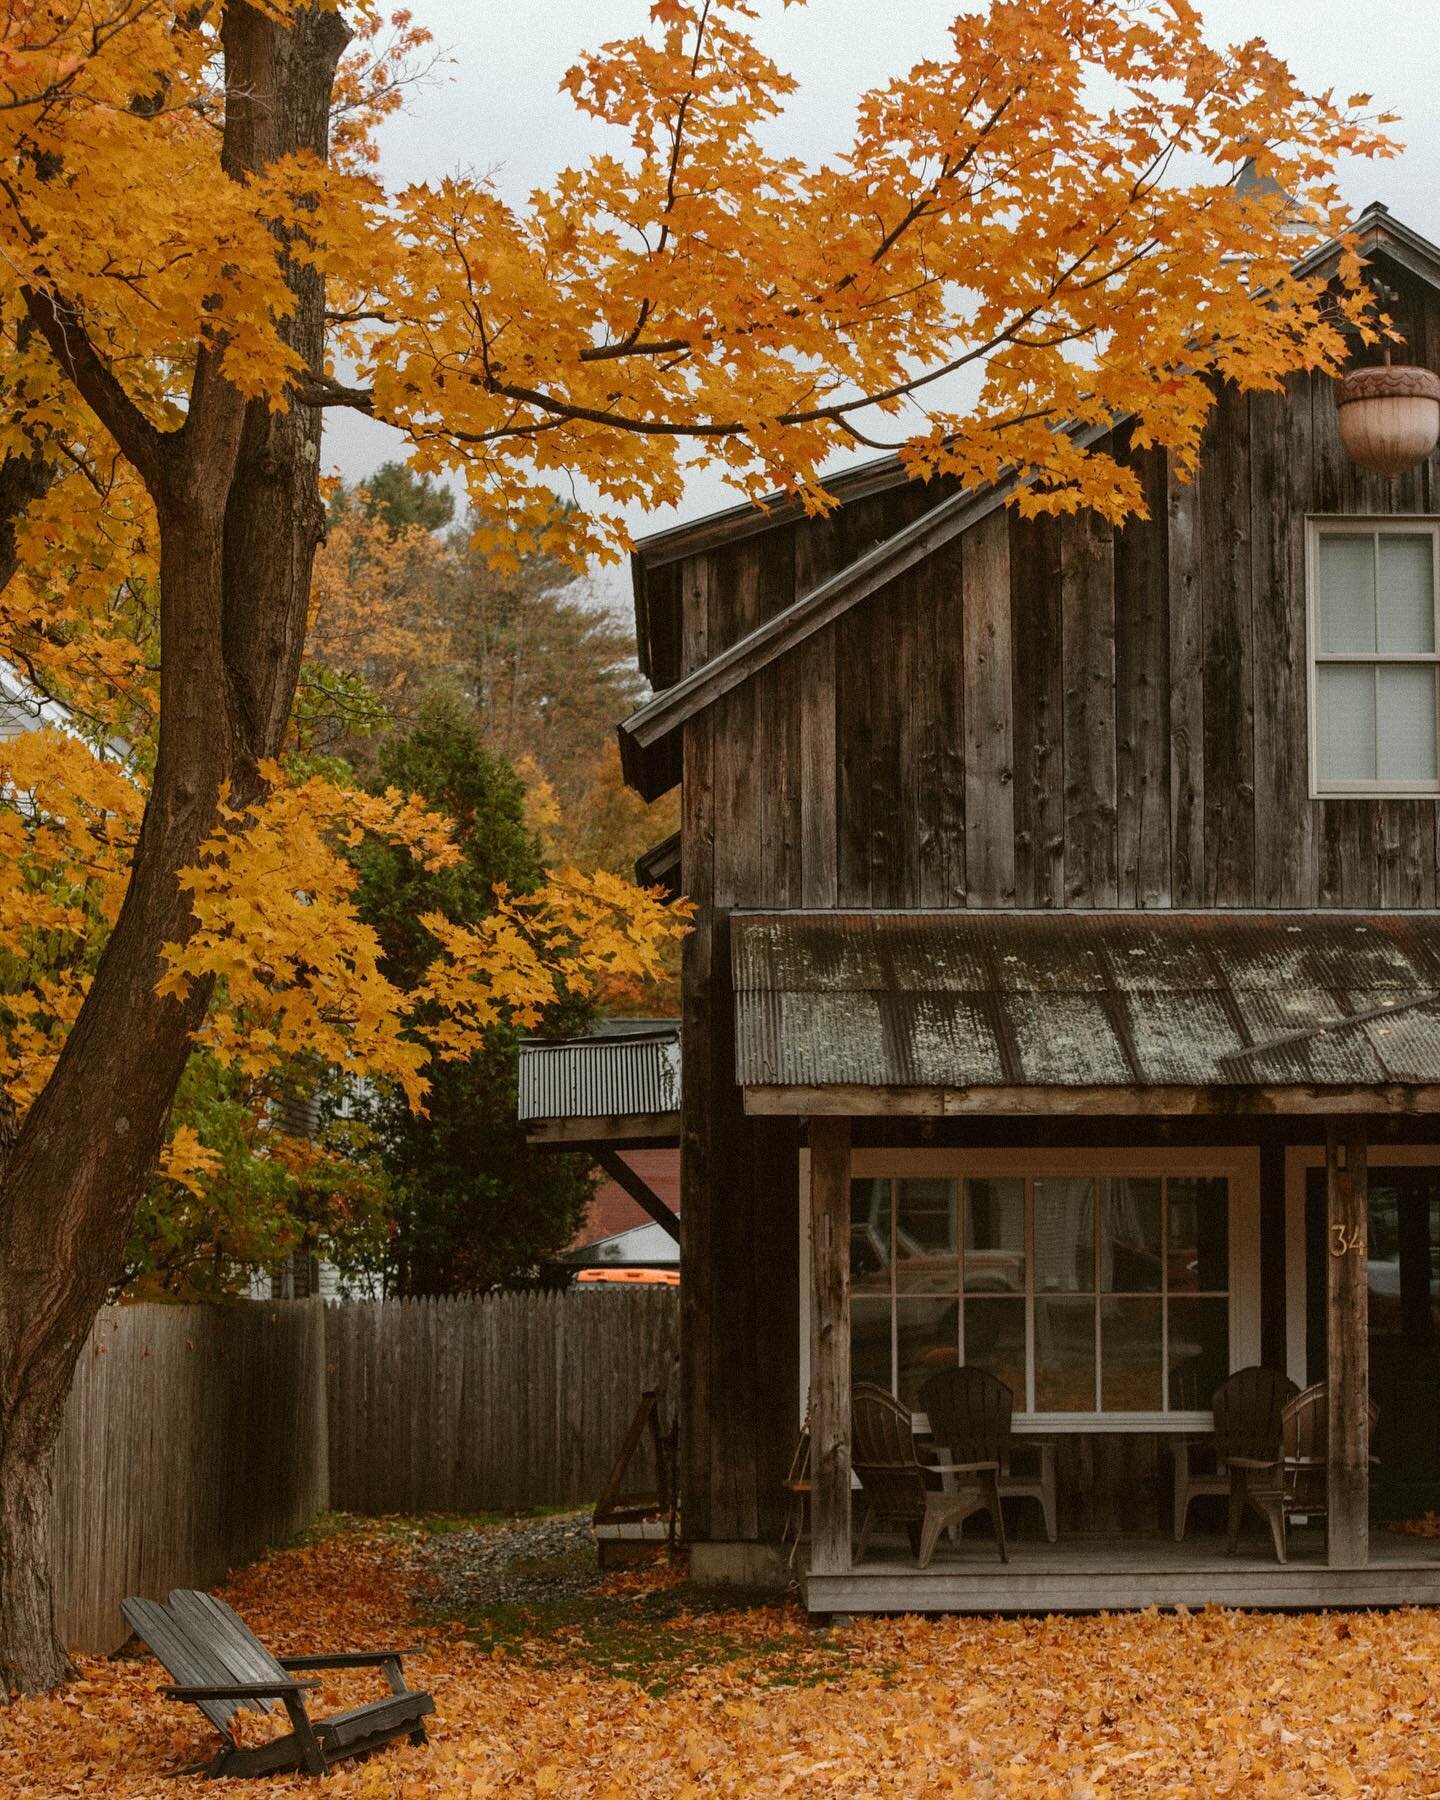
xmin=808 ymin=1115 xmax=852 ymax=1578
xmin=527 ymin=1113 xmax=681 ymax=1147
xmin=1326 ymin=1118 xmax=1369 ymax=1569
xmin=595 ymin=1149 xmax=681 ymax=1244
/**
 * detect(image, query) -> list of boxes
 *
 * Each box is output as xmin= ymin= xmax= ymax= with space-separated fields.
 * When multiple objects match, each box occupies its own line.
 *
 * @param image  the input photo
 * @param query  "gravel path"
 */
xmin=415 ymin=1510 xmax=602 ymax=1613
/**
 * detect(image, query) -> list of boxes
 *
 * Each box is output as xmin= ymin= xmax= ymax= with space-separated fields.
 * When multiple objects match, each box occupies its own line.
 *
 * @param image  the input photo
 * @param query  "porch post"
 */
xmin=1325 ymin=1118 xmax=1369 ymax=1569
xmin=808 ymin=1115 xmax=852 ymax=1575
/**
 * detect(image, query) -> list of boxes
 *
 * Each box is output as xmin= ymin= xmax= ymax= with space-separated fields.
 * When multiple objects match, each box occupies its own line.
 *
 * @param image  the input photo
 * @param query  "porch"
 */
xmin=731 ymin=910 xmax=1440 ymax=1615
xmin=803 ymin=1527 xmax=1440 ymax=1615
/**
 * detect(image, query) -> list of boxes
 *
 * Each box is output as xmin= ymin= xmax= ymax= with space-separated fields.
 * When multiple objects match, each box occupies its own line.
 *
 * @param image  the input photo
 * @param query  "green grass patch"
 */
xmin=429 ymin=1556 xmax=865 ymax=1696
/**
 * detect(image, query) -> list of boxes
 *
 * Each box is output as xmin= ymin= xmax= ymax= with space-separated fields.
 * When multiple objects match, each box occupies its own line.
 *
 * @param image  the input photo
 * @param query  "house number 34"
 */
xmin=1329 ymin=1223 xmax=1366 ymax=1258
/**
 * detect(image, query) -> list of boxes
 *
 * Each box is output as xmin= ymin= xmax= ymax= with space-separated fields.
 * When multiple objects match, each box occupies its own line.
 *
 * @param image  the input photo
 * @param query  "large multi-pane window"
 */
xmin=1309 ymin=519 xmax=1440 ymax=795
xmin=850 ymin=1172 xmax=1230 ymax=1415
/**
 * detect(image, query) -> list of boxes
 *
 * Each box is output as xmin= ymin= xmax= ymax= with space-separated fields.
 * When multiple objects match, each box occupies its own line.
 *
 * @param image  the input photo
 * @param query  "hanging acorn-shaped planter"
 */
xmin=1336 ymin=352 xmax=1440 ymax=477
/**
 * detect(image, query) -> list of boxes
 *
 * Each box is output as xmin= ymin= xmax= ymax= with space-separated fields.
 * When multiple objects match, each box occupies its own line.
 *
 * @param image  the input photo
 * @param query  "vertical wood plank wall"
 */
xmin=671 ymin=269 xmax=1440 ymax=1548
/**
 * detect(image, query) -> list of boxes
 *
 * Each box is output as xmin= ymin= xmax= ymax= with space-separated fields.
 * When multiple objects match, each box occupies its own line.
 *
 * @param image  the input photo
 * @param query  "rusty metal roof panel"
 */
xmin=731 ymin=911 xmax=1440 ymax=1093
xmin=518 ymin=1026 xmax=681 ymax=1122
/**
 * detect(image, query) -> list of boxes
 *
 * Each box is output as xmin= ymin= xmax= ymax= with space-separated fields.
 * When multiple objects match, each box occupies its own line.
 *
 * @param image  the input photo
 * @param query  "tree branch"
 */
xmin=20 ymin=286 xmax=171 ymax=489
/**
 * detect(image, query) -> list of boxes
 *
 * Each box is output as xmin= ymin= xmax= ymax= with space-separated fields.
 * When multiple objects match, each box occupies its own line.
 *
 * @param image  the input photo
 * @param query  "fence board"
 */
xmin=326 ymin=1289 xmax=679 ymax=1517
xmin=51 ymin=1301 xmax=329 ymax=1656
xmin=50 ymin=1288 xmax=679 ymax=1654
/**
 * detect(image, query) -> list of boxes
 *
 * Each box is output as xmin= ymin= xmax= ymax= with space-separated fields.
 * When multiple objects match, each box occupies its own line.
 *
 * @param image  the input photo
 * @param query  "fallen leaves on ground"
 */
xmin=6 ymin=1521 xmax=1440 ymax=1797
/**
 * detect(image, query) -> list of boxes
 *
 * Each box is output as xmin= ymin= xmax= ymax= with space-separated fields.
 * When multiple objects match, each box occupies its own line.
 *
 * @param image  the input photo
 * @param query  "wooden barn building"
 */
xmin=615 ymin=203 xmax=1440 ymax=1613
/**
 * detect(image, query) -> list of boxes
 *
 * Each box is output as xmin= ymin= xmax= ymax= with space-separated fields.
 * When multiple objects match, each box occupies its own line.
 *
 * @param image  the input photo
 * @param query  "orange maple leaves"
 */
xmin=153 ymin=766 xmax=691 ymax=1109
xmin=1 ymin=1 xmax=1401 ymax=565
xmin=7 ymin=1518 xmax=1440 ymax=1795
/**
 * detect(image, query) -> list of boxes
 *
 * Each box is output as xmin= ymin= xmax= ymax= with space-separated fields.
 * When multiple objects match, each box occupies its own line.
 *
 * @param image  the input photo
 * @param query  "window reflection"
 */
xmin=895 ymin=1179 xmax=958 ymax=1294
xmin=849 ymin=1177 xmax=891 ymax=1294
xmin=1367 ymin=1182 xmax=1403 ymax=1341
xmin=851 ymin=1297 xmax=891 ymax=1391
xmin=1168 ymin=1297 xmax=1229 ymax=1410
xmin=1101 ymin=1179 xmax=1162 ymax=1292
xmin=845 ymin=1168 xmax=1230 ymax=1419
xmin=1035 ymin=1178 xmax=1095 ymax=1292
xmin=1167 ymin=1178 xmax=1229 ymax=1292
xmin=1101 ymin=1298 xmax=1163 ymax=1410
xmin=1035 ymin=1297 xmax=1095 ymax=1411
xmin=897 ymin=1297 xmax=959 ymax=1407
xmin=964 ymin=1178 xmax=1025 ymax=1293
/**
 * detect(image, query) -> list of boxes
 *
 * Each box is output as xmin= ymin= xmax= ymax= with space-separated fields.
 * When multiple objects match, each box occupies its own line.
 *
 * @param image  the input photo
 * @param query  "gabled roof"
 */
xmin=620 ymin=202 xmax=1440 ymax=802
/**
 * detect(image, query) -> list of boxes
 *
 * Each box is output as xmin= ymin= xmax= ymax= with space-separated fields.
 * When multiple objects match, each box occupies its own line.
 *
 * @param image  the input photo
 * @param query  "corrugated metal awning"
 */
xmin=518 ymin=1023 xmax=681 ymax=1135
xmin=731 ymin=912 xmax=1440 ymax=1115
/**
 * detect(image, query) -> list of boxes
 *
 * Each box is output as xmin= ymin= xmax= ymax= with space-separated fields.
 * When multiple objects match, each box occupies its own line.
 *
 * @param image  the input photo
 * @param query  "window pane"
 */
xmin=963 ymin=1297 xmax=1027 ymax=1408
xmin=850 ymin=1178 xmax=891 ymax=1293
xmin=1101 ymin=1298 xmax=1163 ymax=1410
xmin=895 ymin=1178 xmax=959 ymax=1293
xmin=1429 ymin=1191 xmax=1440 ymax=1338
xmin=897 ymin=1297 xmax=959 ymax=1407
xmin=1034 ymin=1177 xmax=1095 ymax=1293
xmin=963 ymin=1177 xmax=1026 ymax=1293
xmin=1167 ymin=1177 xmax=1229 ymax=1292
xmin=1367 ymin=1181 xmax=1404 ymax=1342
xmin=1378 ymin=534 xmax=1435 ymax=652
xmin=851 ymin=1298 xmax=893 ymax=1392
xmin=1319 ymin=533 xmax=1377 ymax=653
xmin=1168 ymin=1297 xmax=1229 ymax=1410
xmin=1035 ymin=1297 xmax=1096 ymax=1411
xmin=1317 ymin=664 xmax=1377 ymax=783
xmin=1378 ymin=664 xmax=1437 ymax=783
xmin=1100 ymin=1177 xmax=1162 ymax=1292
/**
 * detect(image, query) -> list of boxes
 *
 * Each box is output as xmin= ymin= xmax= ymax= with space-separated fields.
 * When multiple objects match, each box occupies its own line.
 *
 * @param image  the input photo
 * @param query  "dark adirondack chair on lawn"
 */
xmin=122 ymin=1589 xmax=434 ymax=1779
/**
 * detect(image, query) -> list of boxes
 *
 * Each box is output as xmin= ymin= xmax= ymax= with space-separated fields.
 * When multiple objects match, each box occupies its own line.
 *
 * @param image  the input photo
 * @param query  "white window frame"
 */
xmin=1307 ymin=515 xmax=1440 ymax=798
xmin=798 ymin=1146 xmax=1260 ymax=1435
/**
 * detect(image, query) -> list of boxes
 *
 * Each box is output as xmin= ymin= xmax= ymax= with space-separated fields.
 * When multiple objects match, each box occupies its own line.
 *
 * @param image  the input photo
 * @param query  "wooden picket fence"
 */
xmin=326 ymin=1289 xmax=680 ymax=1514
xmin=50 ymin=1288 xmax=679 ymax=1653
xmin=51 ymin=1300 xmax=329 ymax=1655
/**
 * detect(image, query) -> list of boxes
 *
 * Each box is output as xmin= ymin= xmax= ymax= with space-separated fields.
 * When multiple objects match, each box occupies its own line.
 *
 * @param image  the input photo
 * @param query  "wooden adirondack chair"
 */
xmin=1241 ymin=1382 xmax=1381 ymax=1563
xmin=122 ymin=1589 xmax=434 ymax=1779
xmin=1170 ymin=1364 xmax=1299 ymax=1544
xmin=919 ymin=1366 xmax=1058 ymax=1543
xmin=851 ymin=1382 xmax=1008 ymax=1568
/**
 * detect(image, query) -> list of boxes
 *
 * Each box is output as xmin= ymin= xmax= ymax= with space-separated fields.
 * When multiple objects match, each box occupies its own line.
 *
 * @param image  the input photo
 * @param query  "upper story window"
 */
xmin=1309 ymin=519 xmax=1440 ymax=796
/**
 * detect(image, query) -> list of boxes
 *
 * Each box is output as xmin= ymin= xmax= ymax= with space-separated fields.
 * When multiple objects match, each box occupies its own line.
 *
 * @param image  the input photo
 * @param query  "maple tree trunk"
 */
xmin=0 ymin=2 xmax=348 ymax=1696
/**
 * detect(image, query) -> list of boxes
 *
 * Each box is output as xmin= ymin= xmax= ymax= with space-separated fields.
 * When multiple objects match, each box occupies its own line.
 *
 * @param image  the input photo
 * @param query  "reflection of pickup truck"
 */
xmin=857 ymin=1243 xmax=1026 ymax=1292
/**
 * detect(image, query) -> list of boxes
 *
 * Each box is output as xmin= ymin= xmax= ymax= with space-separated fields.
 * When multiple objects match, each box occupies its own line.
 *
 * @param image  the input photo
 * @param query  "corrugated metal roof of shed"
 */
xmin=731 ymin=912 xmax=1440 ymax=1093
xmin=517 ymin=1026 xmax=681 ymax=1123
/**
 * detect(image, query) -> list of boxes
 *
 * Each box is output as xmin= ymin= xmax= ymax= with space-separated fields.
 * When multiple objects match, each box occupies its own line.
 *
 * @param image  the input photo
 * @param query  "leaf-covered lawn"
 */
xmin=6 ymin=1518 xmax=1440 ymax=1797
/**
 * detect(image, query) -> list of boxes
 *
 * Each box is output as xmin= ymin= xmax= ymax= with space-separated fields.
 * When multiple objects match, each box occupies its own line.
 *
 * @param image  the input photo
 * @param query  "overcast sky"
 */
xmin=322 ymin=0 xmax=1440 ymax=547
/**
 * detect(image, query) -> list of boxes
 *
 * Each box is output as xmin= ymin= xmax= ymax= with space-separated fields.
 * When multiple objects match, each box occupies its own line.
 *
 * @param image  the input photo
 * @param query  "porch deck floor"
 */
xmin=802 ymin=1527 xmax=1440 ymax=1616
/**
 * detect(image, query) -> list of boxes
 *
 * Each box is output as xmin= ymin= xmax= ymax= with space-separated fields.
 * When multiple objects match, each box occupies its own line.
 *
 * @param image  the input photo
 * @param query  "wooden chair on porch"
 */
xmin=1240 ymin=1381 xmax=1380 ymax=1564
xmin=1172 ymin=1365 xmax=1299 ymax=1544
xmin=919 ymin=1367 xmax=1058 ymax=1543
xmin=851 ymin=1382 xmax=1008 ymax=1568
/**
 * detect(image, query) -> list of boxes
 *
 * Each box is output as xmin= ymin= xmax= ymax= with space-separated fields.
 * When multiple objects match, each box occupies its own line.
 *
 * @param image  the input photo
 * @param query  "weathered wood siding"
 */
xmin=674 ymin=265 xmax=1440 ymax=1547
